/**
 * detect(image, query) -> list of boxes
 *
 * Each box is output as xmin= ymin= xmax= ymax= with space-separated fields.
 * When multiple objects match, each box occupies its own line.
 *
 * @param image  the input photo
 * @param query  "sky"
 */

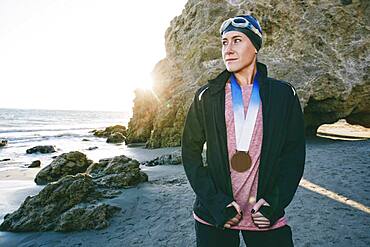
xmin=0 ymin=0 xmax=188 ymax=112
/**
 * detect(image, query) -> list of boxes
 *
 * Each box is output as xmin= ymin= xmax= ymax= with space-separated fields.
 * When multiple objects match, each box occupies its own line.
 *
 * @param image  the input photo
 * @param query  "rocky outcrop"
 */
xmin=0 ymin=174 xmax=121 ymax=232
xmin=106 ymin=132 xmax=125 ymax=144
xmin=0 ymin=139 xmax=7 ymax=147
xmin=87 ymin=155 xmax=148 ymax=189
xmin=26 ymin=145 xmax=56 ymax=154
xmin=91 ymin=125 xmax=127 ymax=144
xmin=0 ymin=174 xmax=106 ymax=231
xmin=27 ymin=160 xmax=41 ymax=168
xmin=35 ymin=151 xmax=93 ymax=185
xmin=0 ymin=154 xmax=148 ymax=232
xmin=142 ymin=150 xmax=182 ymax=166
xmin=91 ymin=125 xmax=127 ymax=138
xmin=125 ymin=89 xmax=158 ymax=145
xmin=127 ymin=0 xmax=370 ymax=146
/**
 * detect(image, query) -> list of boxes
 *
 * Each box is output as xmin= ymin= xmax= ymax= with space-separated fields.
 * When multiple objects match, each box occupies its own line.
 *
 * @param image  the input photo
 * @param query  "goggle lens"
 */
xmin=219 ymin=17 xmax=262 ymax=38
xmin=233 ymin=18 xmax=246 ymax=24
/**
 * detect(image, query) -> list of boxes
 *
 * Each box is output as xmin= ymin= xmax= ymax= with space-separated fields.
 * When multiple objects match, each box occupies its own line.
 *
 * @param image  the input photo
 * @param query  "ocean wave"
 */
xmin=4 ymin=132 xmax=96 ymax=143
xmin=0 ymin=126 xmax=98 ymax=134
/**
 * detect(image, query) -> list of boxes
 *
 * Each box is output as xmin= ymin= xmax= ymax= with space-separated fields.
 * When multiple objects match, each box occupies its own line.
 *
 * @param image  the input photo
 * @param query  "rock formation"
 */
xmin=0 ymin=139 xmax=7 ymax=147
xmin=35 ymin=151 xmax=93 ymax=185
xmin=106 ymin=132 xmax=125 ymax=144
xmin=127 ymin=0 xmax=370 ymax=147
xmin=87 ymin=155 xmax=148 ymax=189
xmin=0 ymin=154 xmax=148 ymax=232
xmin=0 ymin=174 xmax=121 ymax=232
xmin=91 ymin=125 xmax=127 ymax=144
xmin=125 ymin=89 xmax=158 ymax=145
xmin=91 ymin=125 xmax=127 ymax=138
xmin=27 ymin=160 xmax=41 ymax=168
xmin=26 ymin=145 xmax=56 ymax=154
xmin=142 ymin=150 xmax=182 ymax=166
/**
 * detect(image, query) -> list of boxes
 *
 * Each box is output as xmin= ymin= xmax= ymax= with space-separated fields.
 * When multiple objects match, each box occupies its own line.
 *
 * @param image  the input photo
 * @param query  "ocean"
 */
xmin=0 ymin=107 xmax=130 ymax=171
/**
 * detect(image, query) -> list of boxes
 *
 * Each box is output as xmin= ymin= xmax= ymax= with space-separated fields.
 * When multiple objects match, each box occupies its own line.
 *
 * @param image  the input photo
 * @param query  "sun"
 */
xmin=137 ymin=74 xmax=154 ymax=90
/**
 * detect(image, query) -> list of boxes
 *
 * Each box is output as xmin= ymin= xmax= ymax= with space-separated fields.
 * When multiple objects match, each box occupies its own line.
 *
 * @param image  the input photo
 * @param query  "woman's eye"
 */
xmin=234 ymin=39 xmax=241 ymax=43
xmin=222 ymin=41 xmax=228 ymax=46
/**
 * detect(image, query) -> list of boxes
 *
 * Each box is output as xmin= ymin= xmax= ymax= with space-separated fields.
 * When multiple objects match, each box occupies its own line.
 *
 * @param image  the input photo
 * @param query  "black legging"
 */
xmin=195 ymin=220 xmax=294 ymax=247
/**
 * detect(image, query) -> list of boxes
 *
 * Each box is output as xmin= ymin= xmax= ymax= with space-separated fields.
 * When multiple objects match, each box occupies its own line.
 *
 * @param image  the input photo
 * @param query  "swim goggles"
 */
xmin=219 ymin=16 xmax=262 ymax=38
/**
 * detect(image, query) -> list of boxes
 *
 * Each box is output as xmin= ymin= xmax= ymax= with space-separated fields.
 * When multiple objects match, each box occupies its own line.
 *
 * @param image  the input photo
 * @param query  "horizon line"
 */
xmin=0 ymin=107 xmax=130 ymax=114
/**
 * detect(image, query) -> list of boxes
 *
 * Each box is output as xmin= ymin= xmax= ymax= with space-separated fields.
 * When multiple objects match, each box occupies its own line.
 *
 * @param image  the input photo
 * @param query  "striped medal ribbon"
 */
xmin=230 ymin=71 xmax=261 ymax=172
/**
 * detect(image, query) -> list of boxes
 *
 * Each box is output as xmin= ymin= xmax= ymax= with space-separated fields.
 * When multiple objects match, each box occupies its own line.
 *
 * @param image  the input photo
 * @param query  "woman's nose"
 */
xmin=224 ymin=43 xmax=234 ymax=55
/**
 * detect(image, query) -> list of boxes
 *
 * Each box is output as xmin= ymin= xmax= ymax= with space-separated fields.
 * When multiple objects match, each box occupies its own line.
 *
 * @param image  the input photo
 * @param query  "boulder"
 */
xmin=91 ymin=125 xmax=127 ymax=138
xmin=87 ymin=155 xmax=148 ymax=188
xmin=34 ymin=151 xmax=93 ymax=185
xmin=0 ymin=139 xmax=8 ymax=147
xmin=143 ymin=151 xmax=182 ymax=167
xmin=26 ymin=145 xmax=56 ymax=154
xmin=0 ymin=174 xmax=105 ymax=232
xmin=27 ymin=160 xmax=41 ymax=168
xmin=106 ymin=132 xmax=125 ymax=143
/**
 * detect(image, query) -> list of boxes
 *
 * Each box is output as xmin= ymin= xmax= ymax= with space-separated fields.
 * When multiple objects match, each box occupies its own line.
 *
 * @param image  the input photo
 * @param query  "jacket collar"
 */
xmin=208 ymin=61 xmax=268 ymax=95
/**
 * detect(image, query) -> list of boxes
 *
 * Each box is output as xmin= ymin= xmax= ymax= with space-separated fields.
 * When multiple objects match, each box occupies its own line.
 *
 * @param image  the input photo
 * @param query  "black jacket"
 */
xmin=181 ymin=62 xmax=306 ymax=229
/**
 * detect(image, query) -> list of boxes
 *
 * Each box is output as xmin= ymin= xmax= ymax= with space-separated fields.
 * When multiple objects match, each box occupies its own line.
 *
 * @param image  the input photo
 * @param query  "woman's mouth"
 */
xmin=226 ymin=58 xmax=237 ymax=63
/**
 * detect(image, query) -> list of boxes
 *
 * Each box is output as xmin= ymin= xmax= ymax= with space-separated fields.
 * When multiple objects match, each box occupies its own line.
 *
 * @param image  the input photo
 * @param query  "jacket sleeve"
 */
xmin=259 ymin=88 xmax=306 ymax=225
xmin=181 ymin=89 xmax=236 ymax=228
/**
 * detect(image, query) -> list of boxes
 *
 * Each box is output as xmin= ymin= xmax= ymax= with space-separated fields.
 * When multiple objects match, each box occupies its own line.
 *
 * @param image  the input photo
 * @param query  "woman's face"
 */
xmin=221 ymin=31 xmax=257 ymax=73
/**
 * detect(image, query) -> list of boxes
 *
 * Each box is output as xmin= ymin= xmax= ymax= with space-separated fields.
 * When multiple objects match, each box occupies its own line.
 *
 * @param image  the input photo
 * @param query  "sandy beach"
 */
xmin=0 ymin=136 xmax=369 ymax=247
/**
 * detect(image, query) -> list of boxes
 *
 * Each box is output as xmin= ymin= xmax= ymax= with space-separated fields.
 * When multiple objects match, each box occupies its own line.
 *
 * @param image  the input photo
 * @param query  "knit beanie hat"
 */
xmin=221 ymin=15 xmax=263 ymax=51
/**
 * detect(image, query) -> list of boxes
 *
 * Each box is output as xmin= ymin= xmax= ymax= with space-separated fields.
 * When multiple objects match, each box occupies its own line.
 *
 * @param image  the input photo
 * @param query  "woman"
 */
xmin=181 ymin=14 xmax=306 ymax=247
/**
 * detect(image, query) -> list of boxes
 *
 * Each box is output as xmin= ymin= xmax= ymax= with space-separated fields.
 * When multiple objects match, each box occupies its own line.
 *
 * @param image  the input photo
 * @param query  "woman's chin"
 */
xmin=226 ymin=66 xmax=241 ymax=73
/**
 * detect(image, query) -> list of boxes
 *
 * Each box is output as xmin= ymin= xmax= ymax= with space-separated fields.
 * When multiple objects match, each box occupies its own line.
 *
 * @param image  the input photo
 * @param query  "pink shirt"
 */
xmin=193 ymin=81 xmax=287 ymax=230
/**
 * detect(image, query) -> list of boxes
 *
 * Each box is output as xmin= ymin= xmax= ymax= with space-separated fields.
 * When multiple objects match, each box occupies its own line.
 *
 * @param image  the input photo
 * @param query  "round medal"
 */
xmin=231 ymin=150 xmax=252 ymax=172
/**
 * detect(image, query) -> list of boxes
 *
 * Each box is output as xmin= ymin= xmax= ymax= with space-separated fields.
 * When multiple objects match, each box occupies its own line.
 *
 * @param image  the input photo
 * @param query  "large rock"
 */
xmin=127 ymin=0 xmax=370 ymax=147
xmin=91 ymin=125 xmax=127 ymax=138
xmin=0 ymin=174 xmax=107 ymax=232
xmin=26 ymin=145 xmax=56 ymax=154
xmin=87 ymin=155 xmax=148 ymax=188
xmin=1 ymin=154 xmax=148 ymax=232
xmin=106 ymin=132 xmax=125 ymax=144
xmin=35 ymin=151 xmax=93 ymax=185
